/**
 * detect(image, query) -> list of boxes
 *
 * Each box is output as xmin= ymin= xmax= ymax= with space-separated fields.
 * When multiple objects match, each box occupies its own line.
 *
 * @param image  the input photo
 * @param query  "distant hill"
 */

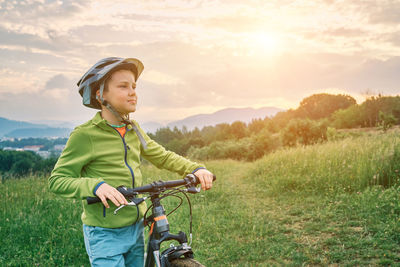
xmin=29 ymin=119 xmax=77 ymax=129
xmin=5 ymin=127 xmax=72 ymax=138
xmin=140 ymin=121 xmax=164 ymax=134
xmin=166 ymin=107 xmax=283 ymax=131
xmin=0 ymin=117 xmax=73 ymax=138
xmin=1 ymin=106 xmax=283 ymax=136
xmin=0 ymin=117 xmax=49 ymax=137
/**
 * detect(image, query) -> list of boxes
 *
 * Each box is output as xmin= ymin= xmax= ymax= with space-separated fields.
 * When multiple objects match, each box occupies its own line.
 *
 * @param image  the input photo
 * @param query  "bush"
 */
xmin=378 ymin=111 xmax=397 ymax=132
xmin=187 ymin=129 xmax=277 ymax=161
xmin=247 ymin=129 xmax=276 ymax=161
xmin=281 ymin=119 xmax=327 ymax=147
xmin=0 ymin=149 xmax=57 ymax=178
xmin=10 ymin=158 xmax=33 ymax=176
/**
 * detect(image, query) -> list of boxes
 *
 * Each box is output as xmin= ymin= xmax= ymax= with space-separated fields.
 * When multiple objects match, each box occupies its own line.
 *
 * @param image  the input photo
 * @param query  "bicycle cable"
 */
xmin=143 ymin=186 xmax=184 ymax=225
xmin=142 ymin=185 xmax=193 ymax=244
xmin=179 ymin=189 xmax=193 ymax=246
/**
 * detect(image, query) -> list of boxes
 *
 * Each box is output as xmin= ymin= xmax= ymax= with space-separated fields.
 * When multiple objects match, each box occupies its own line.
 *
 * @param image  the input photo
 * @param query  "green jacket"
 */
xmin=48 ymin=112 xmax=205 ymax=228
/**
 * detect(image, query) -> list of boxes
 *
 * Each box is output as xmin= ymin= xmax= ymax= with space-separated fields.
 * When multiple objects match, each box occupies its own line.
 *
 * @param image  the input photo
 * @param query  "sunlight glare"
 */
xmin=250 ymin=32 xmax=280 ymax=54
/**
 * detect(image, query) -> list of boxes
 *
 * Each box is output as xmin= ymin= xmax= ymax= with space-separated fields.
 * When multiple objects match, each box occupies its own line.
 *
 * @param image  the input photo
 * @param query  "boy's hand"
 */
xmin=95 ymin=183 xmax=129 ymax=208
xmin=193 ymin=169 xmax=214 ymax=191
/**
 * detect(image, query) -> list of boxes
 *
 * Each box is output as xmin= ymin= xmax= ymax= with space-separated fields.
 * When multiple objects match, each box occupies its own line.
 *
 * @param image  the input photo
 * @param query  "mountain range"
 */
xmin=0 ymin=106 xmax=283 ymax=138
xmin=165 ymin=107 xmax=282 ymax=131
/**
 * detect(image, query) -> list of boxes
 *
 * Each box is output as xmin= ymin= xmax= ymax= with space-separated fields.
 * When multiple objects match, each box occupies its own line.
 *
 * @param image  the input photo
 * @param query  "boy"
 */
xmin=48 ymin=57 xmax=214 ymax=267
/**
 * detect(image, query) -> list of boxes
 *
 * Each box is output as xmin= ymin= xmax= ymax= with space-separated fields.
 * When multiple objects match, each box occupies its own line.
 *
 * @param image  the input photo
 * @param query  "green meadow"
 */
xmin=1 ymin=128 xmax=399 ymax=266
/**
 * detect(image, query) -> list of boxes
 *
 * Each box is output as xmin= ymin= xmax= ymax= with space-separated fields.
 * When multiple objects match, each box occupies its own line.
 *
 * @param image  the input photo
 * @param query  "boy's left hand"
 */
xmin=193 ymin=169 xmax=214 ymax=191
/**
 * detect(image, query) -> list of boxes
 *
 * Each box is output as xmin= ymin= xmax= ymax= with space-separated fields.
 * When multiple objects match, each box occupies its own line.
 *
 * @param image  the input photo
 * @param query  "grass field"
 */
xmin=1 ymin=128 xmax=399 ymax=266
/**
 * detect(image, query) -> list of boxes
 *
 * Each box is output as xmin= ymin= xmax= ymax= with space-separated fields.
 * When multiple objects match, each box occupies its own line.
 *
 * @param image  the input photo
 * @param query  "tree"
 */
xmin=298 ymin=93 xmax=356 ymax=120
xmin=248 ymin=129 xmax=275 ymax=160
xmin=271 ymin=109 xmax=300 ymax=130
xmin=214 ymin=123 xmax=233 ymax=141
xmin=248 ymin=118 xmax=265 ymax=134
xmin=10 ymin=158 xmax=33 ymax=176
xmin=230 ymin=121 xmax=247 ymax=139
xmin=281 ymin=119 xmax=327 ymax=146
xmin=201 ymin=126 xmax=219 ymax=145
xmin=378 ymin=111 xmax=397 ymax=132
xmin=331 ymin=105 xmax=363 ymax=129
xmin=152 ymin=127 xmax=176 ymax=145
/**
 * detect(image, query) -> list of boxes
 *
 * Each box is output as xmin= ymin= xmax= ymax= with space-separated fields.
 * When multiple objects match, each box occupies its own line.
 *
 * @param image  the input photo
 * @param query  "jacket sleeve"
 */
xmin=134 ymin=122 xmax=206 ymax=176
xmin=48 ymin=128 xmax=103 ymax=199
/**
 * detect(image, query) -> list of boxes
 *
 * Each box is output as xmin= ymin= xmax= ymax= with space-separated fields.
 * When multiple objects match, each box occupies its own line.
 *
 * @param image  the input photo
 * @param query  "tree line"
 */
xmin=2 ymin=93 xmax=399 ymax=178
xmin=0 ymin=149 xmax=57 ymax=179
xmin=148 ymin=94 xmax=400 ymax=161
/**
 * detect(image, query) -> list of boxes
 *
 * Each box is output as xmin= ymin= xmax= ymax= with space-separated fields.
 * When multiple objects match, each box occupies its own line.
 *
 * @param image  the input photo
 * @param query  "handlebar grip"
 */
xmin=87 ymin=196 xmax=101 ymax=204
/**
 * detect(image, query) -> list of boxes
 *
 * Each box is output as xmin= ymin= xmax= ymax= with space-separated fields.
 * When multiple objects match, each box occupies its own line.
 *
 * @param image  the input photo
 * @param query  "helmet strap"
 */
xmin=98 ymin=81 xmax=125 ymax=123
xmin=99 ymin=82 xmax=106 ymax=104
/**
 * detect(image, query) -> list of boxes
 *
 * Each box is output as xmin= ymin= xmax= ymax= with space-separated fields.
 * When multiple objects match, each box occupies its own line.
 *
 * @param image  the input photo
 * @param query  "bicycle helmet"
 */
xmin=77 ymin=57 xmax=148 ymax=150
xmin=77 ymin=57 xmax=144 ymax=110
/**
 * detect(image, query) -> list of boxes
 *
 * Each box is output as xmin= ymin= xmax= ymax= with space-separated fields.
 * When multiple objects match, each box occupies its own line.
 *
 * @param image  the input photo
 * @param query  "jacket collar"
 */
xmin=91 ymin=111 xmax=134 ymax=133
xmin=92 ymin=111 xmax=114 ymax=132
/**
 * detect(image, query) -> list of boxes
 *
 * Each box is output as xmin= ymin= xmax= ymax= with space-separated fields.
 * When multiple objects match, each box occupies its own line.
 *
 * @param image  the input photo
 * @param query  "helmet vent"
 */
xmin=96 ymin=60 xmax=119 ymax=69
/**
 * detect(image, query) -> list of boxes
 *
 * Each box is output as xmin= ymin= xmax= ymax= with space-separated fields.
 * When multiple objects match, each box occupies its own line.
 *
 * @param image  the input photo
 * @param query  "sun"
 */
xmin=244 ymin=32 xmax=281 ymax=56
xmin=250 ymin=32 xmax=279 ymax=52
xmin=253 ymin=32 xmax=278 ymax=50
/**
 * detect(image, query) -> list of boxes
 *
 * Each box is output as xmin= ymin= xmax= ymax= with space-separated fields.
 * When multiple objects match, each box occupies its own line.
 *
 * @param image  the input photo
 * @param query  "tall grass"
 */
xmin=250 ymin=130 xmax=400 ymax=196
xmin=0 ymin=175 xmax=85 ymax=266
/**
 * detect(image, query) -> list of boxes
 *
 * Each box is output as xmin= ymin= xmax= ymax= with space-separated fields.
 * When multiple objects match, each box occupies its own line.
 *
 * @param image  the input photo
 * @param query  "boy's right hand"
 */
xmin=95 ymin=183 xmax=129 ymax=208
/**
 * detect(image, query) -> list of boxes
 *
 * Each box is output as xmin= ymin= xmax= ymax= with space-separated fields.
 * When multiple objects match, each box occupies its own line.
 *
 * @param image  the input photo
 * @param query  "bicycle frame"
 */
xmin=144 ymin=191 xmax=194 ymax=267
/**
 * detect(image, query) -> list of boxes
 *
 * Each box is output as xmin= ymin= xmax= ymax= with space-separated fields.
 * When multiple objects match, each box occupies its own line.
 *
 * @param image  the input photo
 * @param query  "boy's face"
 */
xmin=98 ymin=69 xmax=137 ymax=115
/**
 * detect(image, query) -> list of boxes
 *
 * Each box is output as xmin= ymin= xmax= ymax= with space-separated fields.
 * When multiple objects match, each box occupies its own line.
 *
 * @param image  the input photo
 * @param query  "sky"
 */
xmin=0 ymin=0 xmax=399 ymax=125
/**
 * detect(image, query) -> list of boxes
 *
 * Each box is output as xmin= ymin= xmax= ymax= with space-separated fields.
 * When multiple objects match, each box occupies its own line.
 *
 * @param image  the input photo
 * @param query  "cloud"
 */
xmin=68 ymin=24 xmax=141 ymax=44
xmin=365 ymin=0 xmax=400 ymax=24
xmin=338 ymin=56 xmax=400 ymax=94
xmin=202 ymin=15 xmax=262 ymax=33
xmin=0 ymin=68 xmax=41 ymax=94
xmin=0 ymin=0 xmax=399 ymax=124
xmin=0 ymin=47 xmax=70 ymax=75
xmin=0 ymin=25 xmax=55 ymax=51
xmin=137 ymin=50 xmax=400 ymax=112
xmin=141 ymin=70 xmax=184 ymax=85
xmin=42 ymin=88 xmax=70 ymax=99
xmin=45 ymin=74 xmax=73 ymax=90
xmin=0 ymin=89 xmax=94 ymax=123
xmin=0 ymin=0 xmax=87 ymax=21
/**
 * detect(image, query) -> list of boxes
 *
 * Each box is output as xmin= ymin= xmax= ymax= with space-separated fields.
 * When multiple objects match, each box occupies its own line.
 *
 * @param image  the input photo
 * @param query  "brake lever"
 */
xmin=183 ymin=174 xmax=201 ymax=194
xmin=186 ymin=186 xmax=201 ymax=194
xmin=113 ymin=197 xmax=147 ymax=215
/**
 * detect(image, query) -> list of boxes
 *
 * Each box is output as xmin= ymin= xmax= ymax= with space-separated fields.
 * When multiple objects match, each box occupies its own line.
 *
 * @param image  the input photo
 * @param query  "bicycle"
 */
xmin=86 ymin=173 xmax=216 ymax=267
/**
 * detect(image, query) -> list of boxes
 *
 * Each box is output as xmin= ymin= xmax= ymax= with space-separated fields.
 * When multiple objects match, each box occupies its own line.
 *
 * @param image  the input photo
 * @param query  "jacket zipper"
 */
xmin=102 ymin=126 xmax=135 ymax=218
xmin=111 ymin=127 xmax=135 ymax=188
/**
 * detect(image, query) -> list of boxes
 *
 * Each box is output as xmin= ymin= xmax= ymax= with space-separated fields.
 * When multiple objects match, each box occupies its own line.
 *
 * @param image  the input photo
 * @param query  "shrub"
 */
xmin=378 ymin=111 xmax=397 ymax=132
xmin=187 ymin=129 xmax=277 ymax=161
xmin=281 ymin=119 xmax=327 ymax=147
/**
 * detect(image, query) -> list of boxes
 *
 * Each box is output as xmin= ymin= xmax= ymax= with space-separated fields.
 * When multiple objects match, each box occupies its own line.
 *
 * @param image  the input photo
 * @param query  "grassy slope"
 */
xmin=1 ymin=129 xmax=399 ymax=266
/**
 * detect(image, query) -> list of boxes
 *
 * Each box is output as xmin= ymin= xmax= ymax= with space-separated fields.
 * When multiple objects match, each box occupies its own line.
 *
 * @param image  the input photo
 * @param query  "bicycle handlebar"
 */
xmin=86 ymin=174 xmax=216 ymax=205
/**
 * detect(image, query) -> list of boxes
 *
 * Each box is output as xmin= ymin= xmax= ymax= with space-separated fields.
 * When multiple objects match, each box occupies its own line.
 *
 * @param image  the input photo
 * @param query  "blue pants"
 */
xmin=83 ymin=221 xmax=145 ymax=267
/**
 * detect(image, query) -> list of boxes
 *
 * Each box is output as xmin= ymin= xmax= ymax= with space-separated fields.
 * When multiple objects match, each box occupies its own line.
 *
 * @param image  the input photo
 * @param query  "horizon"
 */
xmin=1 ymin=105 xmax=284 ymax=127
xmin=1 ymin=1 xmax=399 ymax=124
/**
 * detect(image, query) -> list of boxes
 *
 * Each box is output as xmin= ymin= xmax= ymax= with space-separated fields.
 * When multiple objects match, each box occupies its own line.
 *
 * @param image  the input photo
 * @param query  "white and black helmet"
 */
xmin=77 ymin=57 xmax=144 ymax=110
